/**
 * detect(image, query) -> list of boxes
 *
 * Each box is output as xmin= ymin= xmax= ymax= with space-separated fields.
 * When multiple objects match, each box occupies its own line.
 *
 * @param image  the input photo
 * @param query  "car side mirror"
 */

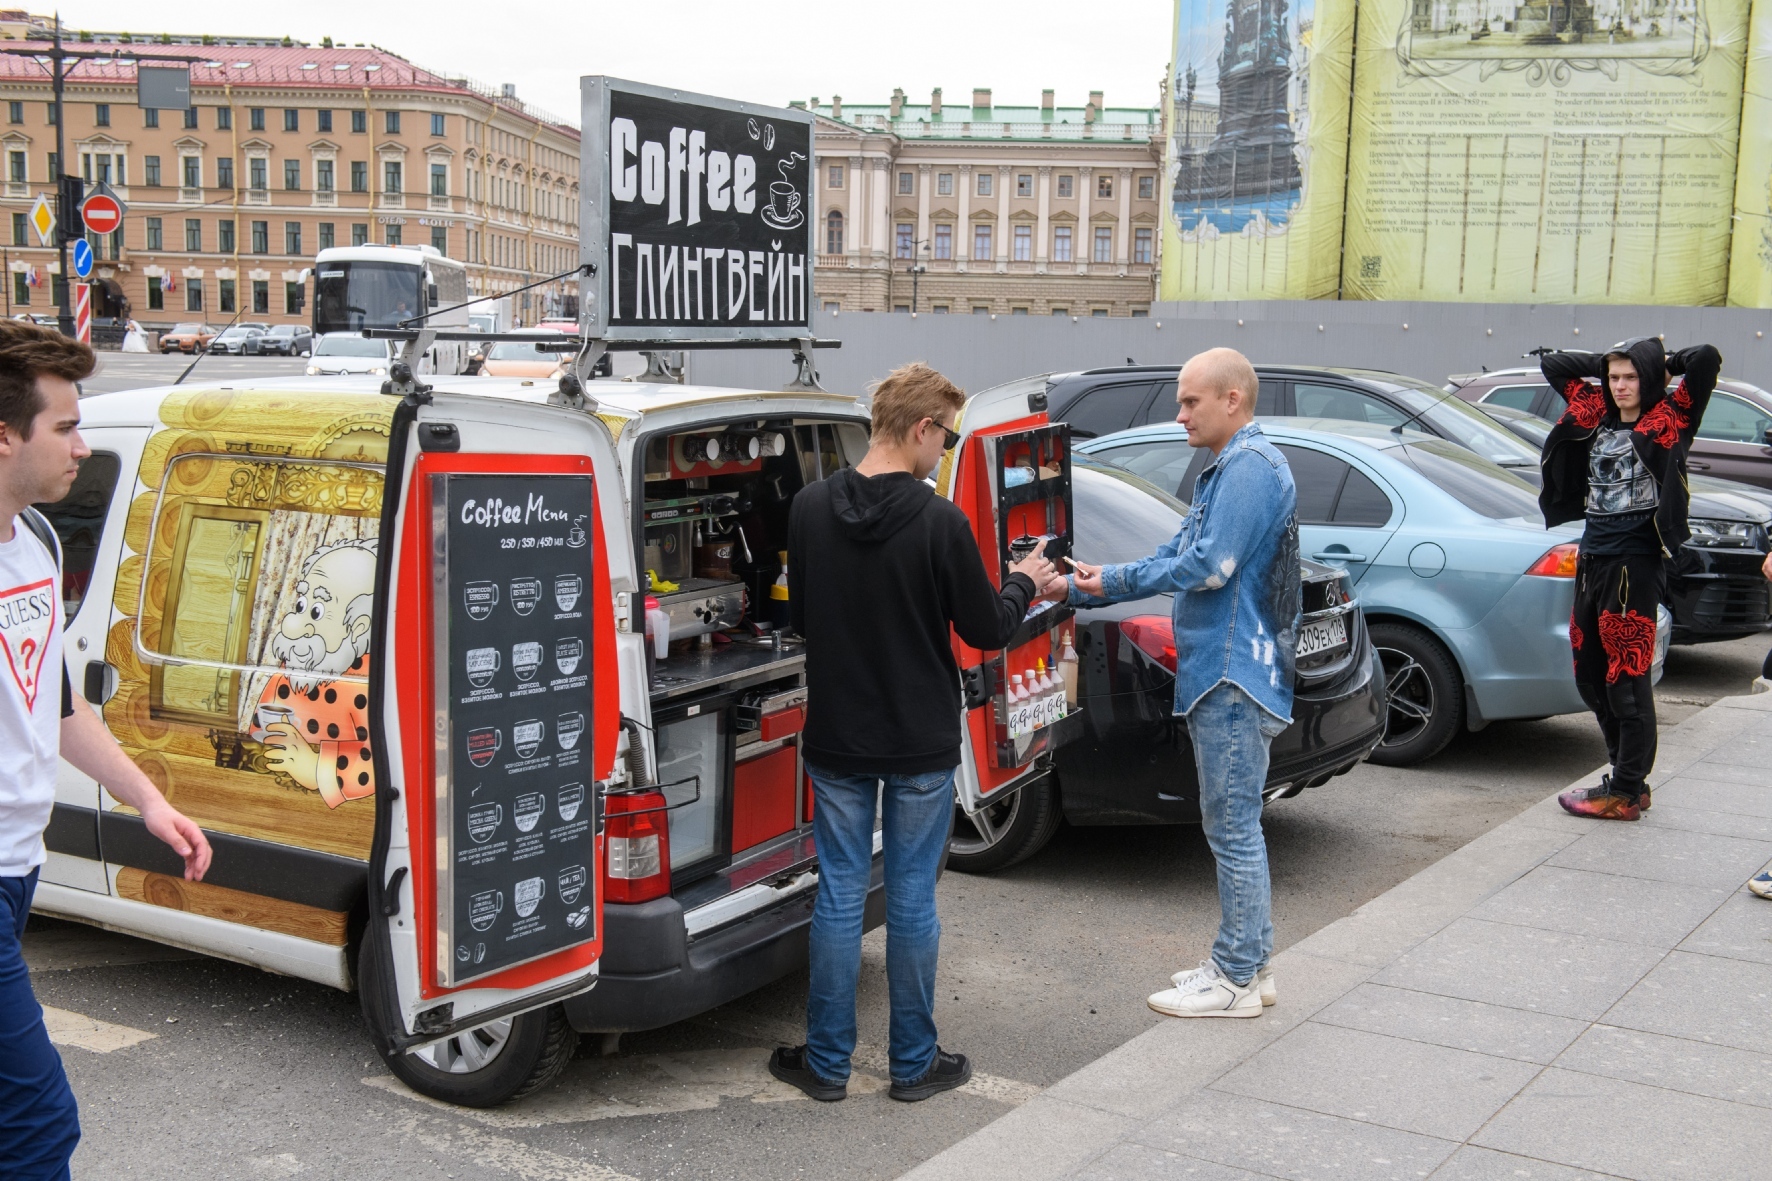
xmin=1763 ymin=426 xmax=1772 ymax=448
xmin=428 ymin=283 xmax=439 ymax=308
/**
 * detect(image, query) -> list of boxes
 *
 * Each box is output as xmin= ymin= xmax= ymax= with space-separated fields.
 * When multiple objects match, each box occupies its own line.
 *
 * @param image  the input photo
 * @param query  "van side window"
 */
xmin=33 ymin=451 xmax=121 ymax=619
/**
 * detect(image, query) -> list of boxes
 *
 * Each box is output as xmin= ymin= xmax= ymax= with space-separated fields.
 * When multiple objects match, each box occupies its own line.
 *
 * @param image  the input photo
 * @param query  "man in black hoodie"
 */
xmin=768 ymin=362 xmax=1057 ymax=1104
xmin=1539 ymin=337 xmax=1720 ymax=820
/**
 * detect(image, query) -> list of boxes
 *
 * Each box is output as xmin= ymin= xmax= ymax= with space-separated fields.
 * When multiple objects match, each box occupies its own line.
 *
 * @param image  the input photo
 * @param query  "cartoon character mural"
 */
xmin=255 ymin=538 xmax=378 ymax=807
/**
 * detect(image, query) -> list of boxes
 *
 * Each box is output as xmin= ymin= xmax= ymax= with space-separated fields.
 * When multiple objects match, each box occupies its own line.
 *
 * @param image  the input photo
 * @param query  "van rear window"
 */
xmin=34 ymin=451 xmax=121 ymax=620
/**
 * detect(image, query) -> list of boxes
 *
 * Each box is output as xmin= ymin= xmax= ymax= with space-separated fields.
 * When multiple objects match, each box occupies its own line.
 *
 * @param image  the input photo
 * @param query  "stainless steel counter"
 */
xmin=649 ymin=636 xmax=806 ymax=702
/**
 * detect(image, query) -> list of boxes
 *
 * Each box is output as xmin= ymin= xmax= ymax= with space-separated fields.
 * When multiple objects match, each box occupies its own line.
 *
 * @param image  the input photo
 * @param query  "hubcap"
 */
xmin=1376 ymin=644 xmax=1435 ymax=749
xmin=950 ymin=791 xmax=1023 ymax=855
xmin=411 ymin=1018 xmax=513 ymax=1074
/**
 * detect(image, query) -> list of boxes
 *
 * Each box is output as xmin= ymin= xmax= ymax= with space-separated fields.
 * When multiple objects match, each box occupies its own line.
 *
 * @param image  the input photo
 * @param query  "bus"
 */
xmin=307 ymin=245 xmax=471 ymax=376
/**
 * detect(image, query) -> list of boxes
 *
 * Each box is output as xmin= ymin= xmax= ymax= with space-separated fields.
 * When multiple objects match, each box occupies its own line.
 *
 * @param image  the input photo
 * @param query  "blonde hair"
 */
xmin=869 ymin=362 xmax=965 ymax=443
xmin=1186 ymin=347 xmax=1260 ymax=411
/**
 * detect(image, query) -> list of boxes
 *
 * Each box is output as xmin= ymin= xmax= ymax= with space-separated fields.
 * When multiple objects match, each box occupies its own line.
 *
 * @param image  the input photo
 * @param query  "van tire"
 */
xmin=358 ymin=940 xmax=578 ymax=1107
xmin=946 ymin=773 xmax=1062 ymax=874
xmin=1367 ymin=622 xmax=1463 ymax=767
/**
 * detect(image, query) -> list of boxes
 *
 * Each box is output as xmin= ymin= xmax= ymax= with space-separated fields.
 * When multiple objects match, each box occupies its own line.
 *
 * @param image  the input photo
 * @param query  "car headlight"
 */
xmin=368 ymin=367 xmax=387 ymax=375
xmin=305 ymin=365 xmax=320 ymax=375
xmin=1687 ymin=518 xmax=1760 ymax=548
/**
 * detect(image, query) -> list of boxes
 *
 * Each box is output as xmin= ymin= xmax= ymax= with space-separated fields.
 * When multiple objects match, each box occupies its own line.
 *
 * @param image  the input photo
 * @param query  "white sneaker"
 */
xmin=1149 ymin=961 xmax=1262 ymax=1018
xmin=1175 ymin=962 xmax=1274 ymax=1006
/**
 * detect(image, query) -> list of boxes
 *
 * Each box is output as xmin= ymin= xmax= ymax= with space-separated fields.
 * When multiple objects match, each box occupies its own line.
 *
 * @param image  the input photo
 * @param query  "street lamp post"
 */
xmin=906 ymin=238 xmax=930 ymax=313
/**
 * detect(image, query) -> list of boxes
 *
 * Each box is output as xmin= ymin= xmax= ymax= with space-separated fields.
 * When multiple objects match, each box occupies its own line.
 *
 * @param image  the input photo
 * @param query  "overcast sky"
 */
xmin=51 ymin=1 xmax=1172 ymax=123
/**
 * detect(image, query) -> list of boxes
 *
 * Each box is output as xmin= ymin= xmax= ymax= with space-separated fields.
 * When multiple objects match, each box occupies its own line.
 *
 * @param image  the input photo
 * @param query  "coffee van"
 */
xmin=31 ymin=369 xmax=1080 ymax=1106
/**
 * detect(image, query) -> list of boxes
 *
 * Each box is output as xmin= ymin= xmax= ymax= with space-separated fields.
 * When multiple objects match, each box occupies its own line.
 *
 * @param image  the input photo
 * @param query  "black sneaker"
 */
xmin=889 ymin=1047 xmax=973 ymax=1102
xmin=768 ymin=1045 xmax=847 ymax=1102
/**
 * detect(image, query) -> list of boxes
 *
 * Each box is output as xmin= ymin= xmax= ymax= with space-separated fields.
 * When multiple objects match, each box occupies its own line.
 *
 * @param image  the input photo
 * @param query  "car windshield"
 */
xmin=270 ymin=325 xmax=298 ymax=337
xmin=172 ymin=323 xmax=205 ymax=334
xmin=1379 ymin=377 xmax=1542 ymax=468
xmin=217 ymin=327 xmax=256 ymax=339
xmin=487 ymin=339 xmax=559 ymax=361
xmin=1397 ymin=439 xmax=1542 ymax=520
xmin=1480 ymin=404 xmax=1552 ymax=447
xmin=1070 ymin=460 xmax=1184 ymax=565
xmin=313 ymin=335 xmax=387 ymax=358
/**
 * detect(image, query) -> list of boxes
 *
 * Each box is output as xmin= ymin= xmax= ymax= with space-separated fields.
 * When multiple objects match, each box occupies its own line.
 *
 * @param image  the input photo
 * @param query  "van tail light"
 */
xmin=1120 ymin=615 xmax=1177 ymax=673
xmin=604 ymin=791 xmax=670 ymax=904
xmin=1525 ymin=543 xmax=1580 ymax=578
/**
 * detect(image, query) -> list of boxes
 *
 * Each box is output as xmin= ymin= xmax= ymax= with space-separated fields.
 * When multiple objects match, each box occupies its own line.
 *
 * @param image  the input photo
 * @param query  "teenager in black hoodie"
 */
xmin=1539 ymin=337 xmax=1720 ymax=820
xmin=768 ymin=363 xmax=1059 ymax=1104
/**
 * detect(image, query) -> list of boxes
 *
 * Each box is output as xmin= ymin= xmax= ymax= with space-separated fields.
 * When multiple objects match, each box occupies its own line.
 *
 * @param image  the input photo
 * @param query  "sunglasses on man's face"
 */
xmin=924 ymin=418 xmax=961 ymax=451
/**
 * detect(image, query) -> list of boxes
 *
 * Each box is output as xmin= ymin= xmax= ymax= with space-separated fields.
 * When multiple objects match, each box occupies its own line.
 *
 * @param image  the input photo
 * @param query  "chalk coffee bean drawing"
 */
xmin=554 ymin=637 xmax=583 ymax=676
xmin=565 ymin=906 xmax=590 ymax=930
xmin=556 ymin=711 xmax=585 ymax=751
xmin=554 ymin=574 xmax=582 ymax=612
xmin=467 ymin=803 xmax=503 ymax=843
xmin=513 ymin=719 xmax=544 ymax=759
xmin=557 ymin=782 xmax=584 ymax=822
xmin=514 ymin=875 xmax=545 ymax=918
xmin=466 ymin=727 xmax=501 ymax=768
xmin=512 ymin=641 xmax=543 ymax=682
xmin=469 ymin=889 xmax=503 ymax=932
xmin=474 ymin=943 xmax=486 ymax=964
xmin=456 ymin=944 xmax=470 ymax=962
xmin=513 ymin=791 xmax=546 ymax=833
xmin=464 ymin=580 xmax=499 ymax=621
xmin=510 ymin=577 xmax=543 ymax=616
xmin=466 ymin=646 xmax=500 ymax=689
xmin=557 ymin=864 xmax=587 ymax=905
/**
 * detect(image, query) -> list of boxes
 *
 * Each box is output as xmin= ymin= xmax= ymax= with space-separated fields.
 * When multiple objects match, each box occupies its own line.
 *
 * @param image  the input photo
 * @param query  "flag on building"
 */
xmin=24 ymin=265 xmax=39 ymax=288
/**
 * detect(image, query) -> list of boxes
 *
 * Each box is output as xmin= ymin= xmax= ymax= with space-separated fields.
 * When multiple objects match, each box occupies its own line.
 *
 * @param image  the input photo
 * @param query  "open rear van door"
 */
xmin=362 ymin=391 xmax=624 ymax=1106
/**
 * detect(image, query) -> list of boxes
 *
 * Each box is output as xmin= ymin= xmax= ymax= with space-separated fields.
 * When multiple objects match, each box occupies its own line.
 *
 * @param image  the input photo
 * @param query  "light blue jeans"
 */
xmin=803 ymin=763 xmax=954 ymax=1086
xmin=1188 ymin=682 xmax=1286 ymax=986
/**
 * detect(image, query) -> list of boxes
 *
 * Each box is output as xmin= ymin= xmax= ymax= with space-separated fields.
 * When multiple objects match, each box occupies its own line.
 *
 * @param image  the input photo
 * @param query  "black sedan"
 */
xmin=948 ymin=460 xmax=1386 ymax=873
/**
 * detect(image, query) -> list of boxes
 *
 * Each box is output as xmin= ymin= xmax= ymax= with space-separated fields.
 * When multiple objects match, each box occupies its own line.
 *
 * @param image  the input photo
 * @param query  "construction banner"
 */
xmin=1728 ymin=0 xmax=1772 ymax=305
xmin=1160 ymin=0 xmax=1358 ymax=300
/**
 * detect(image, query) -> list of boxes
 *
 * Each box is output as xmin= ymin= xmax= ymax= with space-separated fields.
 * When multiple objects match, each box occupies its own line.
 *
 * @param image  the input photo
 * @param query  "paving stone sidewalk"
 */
xmin=905 ymin=692 xmax=1772 ymax=1181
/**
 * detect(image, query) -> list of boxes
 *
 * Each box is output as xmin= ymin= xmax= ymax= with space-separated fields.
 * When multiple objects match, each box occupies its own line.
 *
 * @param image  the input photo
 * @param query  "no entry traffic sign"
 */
xmin=80 ymin=192 xmax=122 ymax=236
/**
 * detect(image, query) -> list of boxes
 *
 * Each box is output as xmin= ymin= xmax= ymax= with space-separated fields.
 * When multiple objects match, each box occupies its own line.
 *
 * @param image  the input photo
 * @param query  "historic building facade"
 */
xmin=0 ymin=35 xmax=579 ymax=328
xmin=803 ymin=88 xmax=1163 ymax=317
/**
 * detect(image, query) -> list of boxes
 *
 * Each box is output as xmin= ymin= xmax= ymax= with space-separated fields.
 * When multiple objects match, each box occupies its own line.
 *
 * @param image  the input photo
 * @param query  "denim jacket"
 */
xmin=1069 ymin=422 xmax=1300 ymax=723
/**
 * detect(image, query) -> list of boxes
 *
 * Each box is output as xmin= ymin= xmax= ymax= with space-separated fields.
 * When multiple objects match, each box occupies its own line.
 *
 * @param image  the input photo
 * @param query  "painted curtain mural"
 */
xmin=1162 ymin=0 xmax=1357 ymax=298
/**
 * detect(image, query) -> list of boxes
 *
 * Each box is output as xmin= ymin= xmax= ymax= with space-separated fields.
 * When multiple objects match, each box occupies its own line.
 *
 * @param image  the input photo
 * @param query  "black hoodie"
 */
xmin=1538 ymin=338 xmax=1721 ymax=562
xmin=788 ymin=467 xmax=1036 ymax=774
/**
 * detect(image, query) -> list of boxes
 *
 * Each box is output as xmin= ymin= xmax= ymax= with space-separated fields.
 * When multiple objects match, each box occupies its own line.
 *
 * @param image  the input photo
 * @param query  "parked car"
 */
xmin=477 ymin=329 xmax=569 ymax=380
xmin=1079 ymin=420 xmax=1670 ymax=766
xmin=535 ymin=318 xmax=580 ymax=335
xmin=948 ymin=458 xmax=1387 ymax=872
xmin=246 ymin=324 xmax=314 ymax=356
xmin=207 ymin=325 xmax=267 ymax=355
xmin=157 ymin=322 xmax=216 ymax=353
xmin=1451 ymin=365 xmax=1772 ymax=490
xmin=305 ymin=333 xmax=395 ymax=376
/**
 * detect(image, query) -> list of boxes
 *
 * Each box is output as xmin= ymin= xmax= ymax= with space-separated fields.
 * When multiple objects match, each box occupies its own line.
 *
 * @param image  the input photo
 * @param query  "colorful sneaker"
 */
xmin=1557 ymin=777 xmax=1641 ymax=821
xmin=1176 ymin=962 xmax=1274 ymax=1006
xmin=1749 ymin=872 xmax=1772 ymax=899
xmin=1150 ymin=961 xmax=1262 ymax=1018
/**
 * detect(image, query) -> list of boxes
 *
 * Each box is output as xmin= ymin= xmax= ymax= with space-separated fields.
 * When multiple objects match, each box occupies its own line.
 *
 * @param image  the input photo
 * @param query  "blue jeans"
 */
xmin=804 ymin=763 xmax=954 ymax=1086
xmin=1188 ymin=682 xmax=1286 ymax=987
xmin=1 ymin=869 xmax=80 ymax=1181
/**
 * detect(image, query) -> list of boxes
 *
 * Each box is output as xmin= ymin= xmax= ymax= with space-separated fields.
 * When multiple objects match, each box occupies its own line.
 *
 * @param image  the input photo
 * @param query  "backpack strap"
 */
xmin=17 ymin=506 xmax=62 ymax=573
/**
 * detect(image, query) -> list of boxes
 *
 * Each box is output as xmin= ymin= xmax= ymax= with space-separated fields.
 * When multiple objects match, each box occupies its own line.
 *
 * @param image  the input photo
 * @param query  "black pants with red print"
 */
xmin=1570 ymin=552 xmax=1664 ymax=798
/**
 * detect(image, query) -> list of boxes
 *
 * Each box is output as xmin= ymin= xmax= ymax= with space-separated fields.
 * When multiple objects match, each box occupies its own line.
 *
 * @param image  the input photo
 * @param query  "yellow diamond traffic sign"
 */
xmin=28 ymin=194 xmax=54 ymax=246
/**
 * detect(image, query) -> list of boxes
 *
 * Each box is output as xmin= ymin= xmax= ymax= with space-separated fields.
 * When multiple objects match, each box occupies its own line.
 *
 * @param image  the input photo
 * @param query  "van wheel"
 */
xmin=358 ymin=939 xmax=578 ymax=1107
xmin=947 ymin=773 xmax=1061 ymax=874
xmin=1367 ymin=622 xmax=1463 ymax=767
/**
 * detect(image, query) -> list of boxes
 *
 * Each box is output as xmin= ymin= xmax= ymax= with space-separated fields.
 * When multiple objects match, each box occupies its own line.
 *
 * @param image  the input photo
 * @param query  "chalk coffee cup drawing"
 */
xmin=557 ymin=864 xmax=587 ymax=905
xmin=514 ymin=875 xmax=545 ymax=919
xmin=761 ymin=181 xmax=804 ymax=231
xmin=465 ymin=646 xmax=500 ymax=689
xmin=464 ymin=580 xmax=499 ymax=621
xmin=566 ymin=518 xmax=588 ymax=549
xmin=468 ymin=889 xmax=503 ymax=932
xmin=554 ymin=637 xmax=583 ymax=677
xmin=513 ymin=791 xmax=547 ymax=833
xmin=510 ymin=578 xmax=543 ymax=617
xmin=466 ymin=802 xmax=503 ymax=843
xmin=512 ymin=719 xmax=544 ymax=759
xmin=556 ymin=711 xmax=585 ymax=751
xmin=512 ymin=641 xmax=543 ymax=682
xmin=465 ymin=727 xmax=502 ymax=768
xmin=557 ymin=782 xmax=584 ymax=823
xmin=554 ymin=574 xmax=582 ymax=613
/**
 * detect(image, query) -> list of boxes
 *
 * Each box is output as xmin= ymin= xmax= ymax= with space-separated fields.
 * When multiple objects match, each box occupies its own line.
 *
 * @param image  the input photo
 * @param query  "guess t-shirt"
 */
xmin=0 ymin=515 xmax=64 ymax=877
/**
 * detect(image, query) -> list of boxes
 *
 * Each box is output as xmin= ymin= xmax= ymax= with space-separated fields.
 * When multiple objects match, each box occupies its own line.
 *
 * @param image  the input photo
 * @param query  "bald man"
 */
xmin=1066 ymin=348 xmax=1299 ymax=1018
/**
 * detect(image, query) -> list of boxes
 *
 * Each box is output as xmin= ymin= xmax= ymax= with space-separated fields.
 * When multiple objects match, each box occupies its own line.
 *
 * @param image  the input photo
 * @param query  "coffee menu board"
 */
xmin=433 ymin=473 xmax=598 ymax=987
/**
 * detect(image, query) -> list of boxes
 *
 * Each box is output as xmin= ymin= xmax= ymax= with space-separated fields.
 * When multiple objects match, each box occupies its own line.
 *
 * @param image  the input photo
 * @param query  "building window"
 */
xmin=318 ymin=222 xmax=335 ymax=250
xmin=1092 ymin=308 xmax=1109 ymax=317
xmin=285 ymin=221 xmax=301 ymax=255
xmin=430 ymin=225 xmax=448 ymax=255
xmin=431 ymin=112 xmax=445 ymax=136
xmin=7 ymin=151 xmax=22 ymax=183
xmin=184 ymin=218 xmax=202 ymax=251
xmin=351 ymin=222 xmax=368 ymax=246
xmin=143 ymin=107 xmax=159 ymax=128
xmin=384 ymin=161 xmax=402 ymax=194
xmin=385 ymin=224 xmax=402 ymax=246
xmin=896 ymin=222 xmax=914 ymax=259
xmin=1131 ymin=308 xmax=1149 ymax=318
xmin=976 ymin=172 xmax=992 ymax=197
xmin=285 ymin=281 xmax=302 ymax=313
xmin=385 ymin=111 xmax=401 ymax=134
xmin=1017 ymin=173 xmax=1032 ymax=197
xmin=142 ymin=154 xmax=160 ymax=187
xmin=350 ymin=161 xmax=368 ymax=192
xmin=1138 ymin=174 xmax=1155 ymax=200
xmin=933 ymin=223 xmax=952 ymax=260
xmin=1051 ymin=307 xmax=1068 ymax=316
xmin=973 ymin=306 xmax=990 ymax=315
xmin=249 ymin=107 xmax=265 ymax=132
xmin=351 ymin=109 xmax=367 ymax=134
xmin=46 ymin=152 xmax=56 ymax=179
xmin=215 ymin=106 xmax=231 ymax=131
xmin=827 ymin=163 xmax=843 ymax=189
xmin=937 ymin=172 xmax=953 ymax=196
xmin=932 ymin=305 xmax=949 ymax=314
xmin=1097 ymin=174 xmax=1114 ymax=199
xmin=824 ymin=300 xmax=841 ymax=314
xmin=217 ymin=157 xmax=233 ymax=189
xmin=316 ymin=159 xmax=334 ymax=193
xmin=248 ymin=158 xmax=266 ymax=191
xmin=144 ymin=217 xmax=162 ymax=250
xmin=826 ymin=210 xmax=844 ymax=255
xmin=182 ymin=156 xmax=201 ymax=188
xmin=1134 ymin=226 xmax=1153 ymax=264
xmin=146 ymin=276 xmax=161 ymax=309
xmin=317 ymin=109 xmax=332 ymax=133
xmin=218 ymin=220 xmax=234 ymax=253
xmin=218 ymin=278 xmax=236 ymax=313
xmin=182 ymin=106 xmax=198 ymax=129
xmin=251 ymin=220 xmax=268 ymax=253
xmin=284 ymin=159 xmax=300 ymax=190
xmin=1093 ymin=226 xmax=1113 ymax=262
xmin=897 ymin=170 xmax=913 ymax=195
xmin=1012 ymin=307 xmax=1028 ymax=315
xmin=6 ymin=101 xmax=19 ymax=124
xmin=972 ymin=223 xmax=992 ymax=261
xmin=1013 ymin=224 xmax=1032 ymax=261
xmin=11 ymin=271 xmax=27 ymax=306
xmin=45 ymin=103 xmax=56 ymax=125
xmin=252 ymin=279 xmax=269 ymax=314
xmin=1053 ymin=225 xmax=1073 ymax=262
xmin=10 ymin=212 xmax=23 ymax=246
xmin=186 ymin=279 xmax=204 ymax=312
xmin=94 ymin=103 xmax=109 ymax=127
xmin=284 ymin=108 xmax=299 ymax=132
xmin=430 ymin=163 xmax=447 ymax=197
xmin=1057 ymin=174 xmax=1073 ymax=199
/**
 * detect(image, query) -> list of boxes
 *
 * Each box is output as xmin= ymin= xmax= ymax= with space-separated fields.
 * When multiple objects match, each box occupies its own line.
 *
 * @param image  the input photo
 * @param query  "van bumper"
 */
xmin=563 ymin=855 xmax=885 ymax=1034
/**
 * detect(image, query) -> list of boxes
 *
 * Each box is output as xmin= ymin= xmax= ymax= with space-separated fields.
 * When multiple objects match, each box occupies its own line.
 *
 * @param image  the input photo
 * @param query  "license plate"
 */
xmin=1297 ymin=613 xmax=1348 ymax=658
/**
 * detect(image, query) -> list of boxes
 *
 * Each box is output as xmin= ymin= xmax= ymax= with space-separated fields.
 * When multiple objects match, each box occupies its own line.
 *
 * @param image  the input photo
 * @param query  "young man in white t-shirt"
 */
xmin=0 ymin=320 xmax=211 ymax=1180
